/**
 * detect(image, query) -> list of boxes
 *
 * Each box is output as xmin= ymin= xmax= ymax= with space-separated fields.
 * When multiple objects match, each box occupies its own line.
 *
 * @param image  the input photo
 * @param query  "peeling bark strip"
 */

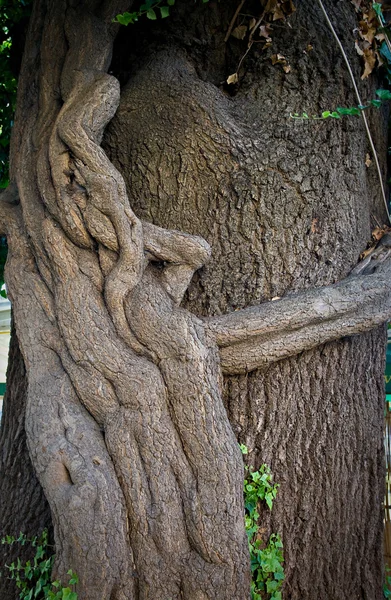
xmin=1 ymin=0 xmax=391 ymax=598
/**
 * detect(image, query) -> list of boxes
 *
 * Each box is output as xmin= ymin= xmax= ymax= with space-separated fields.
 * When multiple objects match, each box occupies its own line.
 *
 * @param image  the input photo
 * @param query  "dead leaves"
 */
xmin=262 ymin=0 xmax=296 ymax=21
xmin=271 ymin=53 xmax=291 ymax=73
xmin=372 ymin=225 xmax=391 ymax=241
xmin=225 ymin=0 xmax=295 ymax=85
xmin=352 ymin=3 xmax=382 ymax=79
xmin=359 ymin=225 xmax=391 ymax=259
xmin=231 ymin=24 xmax=247 ymax=40
xmin=310 ymin=218 xmax=320 ymax=234
xmin=365 ymin=153 xmax=372 ymax=167
xmin=227 ymin=73 xmax=239 ymax=85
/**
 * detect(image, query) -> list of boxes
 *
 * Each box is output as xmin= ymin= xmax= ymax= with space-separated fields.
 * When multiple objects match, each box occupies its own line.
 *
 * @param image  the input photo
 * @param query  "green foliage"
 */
xmin=114 ymin=0 xmax=209 ymax=25
xmin=372 ymin=2 xmax=391 ymax=85
xmin=385 ymin=567 xmax=391 ymax=599
xmin=241 ymin=445 xmax=284 ymax=600
xmin=291 ymin=89 xmax=391 ymax=121
xmin=1 ymin=531 xmax=78 ymax=600
xmin=113 ymin=0 xmax=175 ymax=25
xmin=244 ymin=462 xmax=279 ymax=513
xmin=0 ymin=0 xmax=31 ymax=188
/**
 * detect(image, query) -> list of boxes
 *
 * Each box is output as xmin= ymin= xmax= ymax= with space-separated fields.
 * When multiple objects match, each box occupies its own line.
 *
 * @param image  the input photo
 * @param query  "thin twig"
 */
xmin=229 ymin=9 xmax=267 ymax=80
xmin=224 ymin=0 xmax=247 ymax=43
xmin=248 ymin=10 xmax=266 ymax=44
xmin=317 ymin=0 xmax=390 ymax=224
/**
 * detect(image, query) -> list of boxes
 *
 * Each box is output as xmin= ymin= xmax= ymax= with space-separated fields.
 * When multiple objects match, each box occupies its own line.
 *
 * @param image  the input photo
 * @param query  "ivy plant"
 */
xmin=114 ymin=0 xmax=209 ymax=26
xmin=1 ymin=531 xmax=78 ymax=600
xmin=241 ymin=444 xmax=285 ymax=600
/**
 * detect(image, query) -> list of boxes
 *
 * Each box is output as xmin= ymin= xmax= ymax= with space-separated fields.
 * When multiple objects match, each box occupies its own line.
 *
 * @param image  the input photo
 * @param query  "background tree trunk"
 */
xmin=0 ymin=0 xmax=388 ymax=599
xmin=104 ymin=1 xmax=388 ymax=598
xmin=0 ymin=325 xmax=51 ymax=600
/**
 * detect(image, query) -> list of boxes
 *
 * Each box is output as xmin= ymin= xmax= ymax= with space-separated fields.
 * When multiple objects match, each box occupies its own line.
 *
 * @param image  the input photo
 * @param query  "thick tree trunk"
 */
xmin=103 ymin=1 xmax=388 ymax=598
xmin=0 ymin=325 xmax=51 ymax=600
xmin=0 ymin=0 xmax=390 ymax=599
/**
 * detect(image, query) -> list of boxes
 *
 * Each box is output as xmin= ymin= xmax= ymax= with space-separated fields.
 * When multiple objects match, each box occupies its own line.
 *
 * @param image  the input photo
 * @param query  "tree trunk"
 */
xmin=0 ymin=0 xmax=389 ymax=599
xmin=0 ymin=324 xmax=52 ymax=600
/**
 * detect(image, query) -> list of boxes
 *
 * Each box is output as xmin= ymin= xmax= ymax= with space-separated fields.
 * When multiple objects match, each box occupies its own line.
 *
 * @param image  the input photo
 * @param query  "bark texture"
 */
xmin=0 ymin=325 xmax=51 ymax=600
xmin=0 ymin=0 xmax=390 ymax=599
xmin=103 ymin=1 xmax=389 ymax=598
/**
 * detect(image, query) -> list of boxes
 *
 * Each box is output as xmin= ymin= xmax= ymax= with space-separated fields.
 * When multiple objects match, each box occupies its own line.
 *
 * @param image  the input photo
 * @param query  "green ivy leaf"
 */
xmin=146 ymin=8 xmax=157 ymax=19
xmin=373 ymin=2 xmax=383 ymax=18
xmin=160 ymin=6 xmax=170 ymax=18
xmin=376 ymin=88 xmax=391 ymax=100
xmin=335 ymin=106 xmax=358 ymax=116
xmin=62 ymin=589 xmax=77 ymax=600
xmin=380 ymin=42 xmax=391 ymax=65
xmin=115 ymin=12 xmax=137 ymax=25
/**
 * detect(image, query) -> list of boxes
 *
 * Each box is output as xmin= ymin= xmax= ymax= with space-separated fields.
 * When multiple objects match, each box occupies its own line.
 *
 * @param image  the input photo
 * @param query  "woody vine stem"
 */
xmin=317 ymin=0 xmax=391 ymax=224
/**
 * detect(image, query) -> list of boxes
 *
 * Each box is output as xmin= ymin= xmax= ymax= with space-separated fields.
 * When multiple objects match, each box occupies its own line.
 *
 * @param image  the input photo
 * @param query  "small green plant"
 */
xmin=114 ymin=0 xmax=209 ymax=26
xmin=241 ymin=445 xmax=284 ymax=600
xmin=385 ymin=566 xmax=391 ymax=599
xmin=113 ymin=0 xmax=175 ymax=25
xmin=290 ymin=89 xmax=391 ymax=121
xmin=1 ymin=530 xmax=78 ymax=600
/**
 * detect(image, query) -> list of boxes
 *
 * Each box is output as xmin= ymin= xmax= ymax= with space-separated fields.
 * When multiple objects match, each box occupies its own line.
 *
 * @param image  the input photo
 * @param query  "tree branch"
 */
xmin=207 ymin=237 xmax=391 ymax=374
xmin=142 ymin=221 xmax=211 ymax=304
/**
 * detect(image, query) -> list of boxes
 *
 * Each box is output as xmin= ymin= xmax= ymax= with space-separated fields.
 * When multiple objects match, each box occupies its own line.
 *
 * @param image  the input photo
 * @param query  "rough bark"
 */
xmin=103 ymin=1 xmax=389 ymax=598
xmin=0 ymin=324 xmax=51 ymax=600
xmin=0 ymin=0 xmax=390 ymax=599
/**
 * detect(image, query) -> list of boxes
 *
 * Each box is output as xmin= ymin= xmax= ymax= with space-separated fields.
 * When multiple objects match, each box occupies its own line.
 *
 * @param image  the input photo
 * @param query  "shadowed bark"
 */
xmin=0 ymin=324 xmax=51 ymax=600
xmin=0 ymin=0 xmax=389 ymax=598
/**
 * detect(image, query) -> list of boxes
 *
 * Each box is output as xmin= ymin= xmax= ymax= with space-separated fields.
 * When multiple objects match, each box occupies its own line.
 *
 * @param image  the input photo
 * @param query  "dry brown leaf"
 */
xmin=361 ymin=47 xmax=376 ymax=79
xmin=359 ymin=19 xmax=376 ymax=44
xmin=311 ymin=218 xmax=320 ymax=234
xmin=271 ymin=53 xmax=291 ymax=72
xmin=360 ymin=246 xmax=375 ymax=260
xmin=259 ymin=24 xmax=272 ymax=38
xmin=264 ymin=0 xmax=278 ymax=13
xmin=365 ymin=153 xmax=372 ymax=167
xmin=227 ymin=72 xmax=239 ymax=85
xmin=372 ymin=226 xmax=391 ymax=240
xmin=232 ymin=25 xmax=247 ymax=40
xmin=273 ymin=5 xmax=285 ymax=20
xmin=281 ymin=0 xmax=296 ymax=14
xmin=264 ymin=0 xmax=295 ymax=21
xmin=306 ymin=43 xmax=313 ymax=52
xmin=271 ymin=53 xmax=286 ymax=64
